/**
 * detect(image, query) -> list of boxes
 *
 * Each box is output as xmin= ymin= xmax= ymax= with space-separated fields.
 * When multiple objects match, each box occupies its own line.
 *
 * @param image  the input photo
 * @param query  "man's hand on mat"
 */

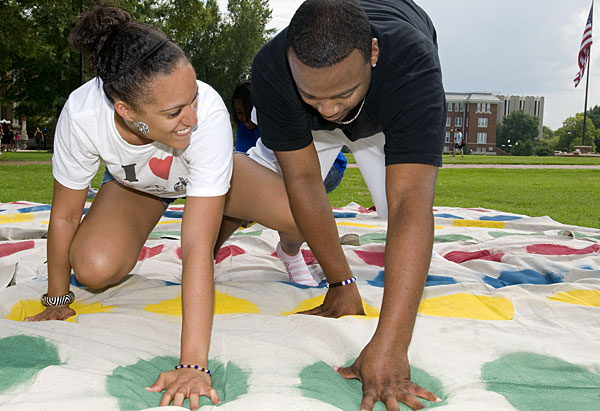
xmin=335 ymin=340 xmax=441 ymax=410
xmin=24 ymin=306 xmax=75 ymax=321
xmin=146 ymin=369 xmax=220 ymax=409
xmin=299 ymin=285 xmax=365 ymax=317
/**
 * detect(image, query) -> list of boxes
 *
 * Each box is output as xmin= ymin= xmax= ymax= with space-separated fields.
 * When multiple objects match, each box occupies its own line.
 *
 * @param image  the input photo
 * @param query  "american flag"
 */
xmin=574 ymin=3 xmax=594 ymax=87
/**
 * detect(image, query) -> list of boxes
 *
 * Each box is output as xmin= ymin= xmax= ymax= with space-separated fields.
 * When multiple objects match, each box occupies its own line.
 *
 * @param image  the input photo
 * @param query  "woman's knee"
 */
xmin=70 ymin=245 xmax=133 ymax=289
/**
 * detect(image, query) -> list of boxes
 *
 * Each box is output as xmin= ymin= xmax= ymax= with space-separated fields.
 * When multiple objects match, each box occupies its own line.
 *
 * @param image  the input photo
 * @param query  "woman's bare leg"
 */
xmin=222 ymin=154 xmax=317 ymax=285
xmin=69 ymin=181 xmax=166 ymax=288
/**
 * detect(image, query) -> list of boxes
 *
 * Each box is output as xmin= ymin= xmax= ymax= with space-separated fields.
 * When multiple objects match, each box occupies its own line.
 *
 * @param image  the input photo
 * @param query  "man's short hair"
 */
xmin=286 ymin=0 xmax=372 ymax=68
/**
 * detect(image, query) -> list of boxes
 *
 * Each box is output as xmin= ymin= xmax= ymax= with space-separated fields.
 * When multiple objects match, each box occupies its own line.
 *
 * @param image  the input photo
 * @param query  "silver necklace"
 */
xmin=333 ymin=98 xmax=365 ymax=125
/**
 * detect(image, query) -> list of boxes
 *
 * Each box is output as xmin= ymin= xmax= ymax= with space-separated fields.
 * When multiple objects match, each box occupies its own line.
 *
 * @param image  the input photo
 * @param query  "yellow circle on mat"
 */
xmin=144 ymin=291 xmax=260 ymax=316
xmin=453 ymin=219 xmax=506 ymax=229
xmin=549 ymin=289 xmax=600 ymax=307
xmin=5 ymin=299 xmax=114 ymax=322
xmin=418 ymin=293 xmax=514 ymax=320
xmin=281 ymin=295 xmax=380 ymax=317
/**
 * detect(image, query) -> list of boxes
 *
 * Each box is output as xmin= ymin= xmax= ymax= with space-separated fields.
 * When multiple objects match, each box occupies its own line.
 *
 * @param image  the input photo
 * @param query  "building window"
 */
xmin=486 ymin=103 xmax=491 ymax=113
xmin=477 ymin=103 xmax=481 ymax=112
xmin=460 ymin=103 xmax=465 ymax=112
xmin=443 ymin=145 xmax=450 ymax=152
xmin=448 ymin=103 xmax=453 ymax=112
xmin=478 ymin=118 xmax=488 ymax=128
xmin=477 ymin=132 xmax=487 ymax=144
xmin=455 ymin=117 xmax=462 ymax=127
xmin=446 ymin=117 xmax=451 ymax=127
xmin=445 ymin=131 xmax=450 ymax=143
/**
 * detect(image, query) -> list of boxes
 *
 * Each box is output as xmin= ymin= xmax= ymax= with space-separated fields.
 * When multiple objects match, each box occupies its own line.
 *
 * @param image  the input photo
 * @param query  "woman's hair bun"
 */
xmin=69 ymin=5 xmax=131 ymax=65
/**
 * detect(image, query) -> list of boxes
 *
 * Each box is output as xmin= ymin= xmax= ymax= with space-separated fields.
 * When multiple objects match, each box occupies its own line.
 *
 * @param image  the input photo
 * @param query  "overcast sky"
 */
xmin=219 ymin=0 xmax=597 ymax=130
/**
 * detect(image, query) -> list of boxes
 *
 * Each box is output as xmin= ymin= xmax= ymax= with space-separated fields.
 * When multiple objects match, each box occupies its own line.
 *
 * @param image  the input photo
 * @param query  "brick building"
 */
xmin=445 ymin=92 xmax=503 ymax=155
xmin=0 ymin=80 xmax=28 ymax=144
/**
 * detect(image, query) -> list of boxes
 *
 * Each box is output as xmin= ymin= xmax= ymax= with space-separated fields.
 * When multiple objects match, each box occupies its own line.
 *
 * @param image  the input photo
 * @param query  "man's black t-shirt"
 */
xmin=251 ymin=0 xmax=446 ymax=167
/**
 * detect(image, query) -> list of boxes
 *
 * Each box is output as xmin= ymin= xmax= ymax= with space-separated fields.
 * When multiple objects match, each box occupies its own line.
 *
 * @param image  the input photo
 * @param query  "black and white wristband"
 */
xmin=41 ymin=291 xmax=75 ymax=307
xmin=326 ymin=276 xmax=357 ymax=288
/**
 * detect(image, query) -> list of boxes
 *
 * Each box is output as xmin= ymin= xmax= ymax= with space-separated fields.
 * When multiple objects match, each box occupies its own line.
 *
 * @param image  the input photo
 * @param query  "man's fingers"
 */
xmin=382 ymin=390 xmax=401 ymax=411
xmin=297 ymin=305 xmax=324 ymax=315
xmin=397 ymin=391 xmax=425 ymax=410
xmin=335 ymin=365 xmax=359 ymax=380
xmin=360 ymin=384 xmax=377 ymax=411
xmin=407 ymin=383 xmax=441 ymax=403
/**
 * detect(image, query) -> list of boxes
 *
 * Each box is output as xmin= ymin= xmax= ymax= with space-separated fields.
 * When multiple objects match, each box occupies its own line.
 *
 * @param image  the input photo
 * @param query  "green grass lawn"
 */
xmin=442 ymin=154 xmax=600 ymax=165
xmin=2 ymin=154 xmax=599 ymax=229
xmin=0 ymin=164 xmax=106 ymax=204
xmin=345 ymin=152 xmax=600 ymax=165
xmin=0 ymin=151 xmax=53 ymax=162
xmin=328 ymin=168 xmax=599 ymax=229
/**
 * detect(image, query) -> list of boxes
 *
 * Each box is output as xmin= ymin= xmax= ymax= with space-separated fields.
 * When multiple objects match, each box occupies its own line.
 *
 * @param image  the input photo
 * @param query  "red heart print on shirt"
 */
xmin=149 ymin=156 xmax=173 ymax=180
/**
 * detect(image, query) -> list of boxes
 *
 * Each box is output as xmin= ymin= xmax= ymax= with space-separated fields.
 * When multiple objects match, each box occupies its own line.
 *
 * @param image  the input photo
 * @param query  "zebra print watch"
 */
xmin=41 ymin=291 xmax=75 ymax=307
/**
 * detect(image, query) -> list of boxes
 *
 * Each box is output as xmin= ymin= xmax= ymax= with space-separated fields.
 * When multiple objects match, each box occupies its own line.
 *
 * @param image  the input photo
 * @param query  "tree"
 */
xmin=511 ymin=140 xmax=534 ymax=156
xmin=1 ymin=0 xmax=273 ymax=142
xmin=141 ymin=0 xmax=273 ymax=105
xmin=496 ymin=110 xmax=539 ymax=151
xmin=586 ymin=105 xmax=600 ymax=152
xmin=533 ymin=139 xmax=554 ymax=156
xmin=554 ymin=113 xmax=598 ymax=152
xmin=0 ymin=0 xmax=149 ymax=138
xmin=541 ymin=126 xmax=554 ymax=140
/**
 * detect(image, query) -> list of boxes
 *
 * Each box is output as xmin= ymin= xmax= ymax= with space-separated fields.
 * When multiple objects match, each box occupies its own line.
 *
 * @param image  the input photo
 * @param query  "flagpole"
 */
xmin=582 ymin=47 xmax=591 ymax=145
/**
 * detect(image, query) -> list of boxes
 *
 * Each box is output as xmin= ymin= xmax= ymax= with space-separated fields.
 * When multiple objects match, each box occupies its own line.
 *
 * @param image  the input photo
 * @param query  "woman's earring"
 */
xmin=134 ymin=121 xmax=149 ymax=134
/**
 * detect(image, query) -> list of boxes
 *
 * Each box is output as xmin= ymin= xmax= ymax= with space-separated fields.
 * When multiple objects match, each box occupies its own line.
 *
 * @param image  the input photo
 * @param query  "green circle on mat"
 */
xmin=0 ymin=335 xmax=62 ymax=393
xmin=482 ymin=352 xmax=600 ymax=410
xmin=106 ymin=356 xmax=249 ymax=410
xmin=298 ymin=360 xmax=446 ymax=410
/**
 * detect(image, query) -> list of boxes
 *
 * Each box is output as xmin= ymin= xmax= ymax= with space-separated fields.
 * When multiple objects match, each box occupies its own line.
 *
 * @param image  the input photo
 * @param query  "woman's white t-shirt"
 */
xmin=52 ymin=78 xmax=233 ymax=198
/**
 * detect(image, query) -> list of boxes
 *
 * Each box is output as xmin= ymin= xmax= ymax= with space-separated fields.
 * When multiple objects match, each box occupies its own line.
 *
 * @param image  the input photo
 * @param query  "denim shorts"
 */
xmin=100 ymin=168 xmax=177 ymax=209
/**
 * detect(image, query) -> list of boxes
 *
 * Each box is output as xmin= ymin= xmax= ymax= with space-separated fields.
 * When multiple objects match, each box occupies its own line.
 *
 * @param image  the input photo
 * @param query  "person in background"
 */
xmin=231 ymin=81 xmax=260 ymax=153
xmin=34 ymin=127 xmax=44 ymax=151
xmin=0 ymin=125 xmax=6 ymax=152
xmin=452 ymin=128 xmax=464 ymax=157
xmin=231 ymin=81 xmax=347 ymax=193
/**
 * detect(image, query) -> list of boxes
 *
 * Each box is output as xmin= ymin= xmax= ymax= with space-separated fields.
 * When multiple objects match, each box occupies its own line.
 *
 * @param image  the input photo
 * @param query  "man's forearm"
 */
xmin=373 ymin=199 xmax=434 ymax=350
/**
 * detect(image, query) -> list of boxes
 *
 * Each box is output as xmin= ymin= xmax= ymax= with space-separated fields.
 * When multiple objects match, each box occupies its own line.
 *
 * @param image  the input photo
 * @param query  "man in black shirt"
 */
xmin=252 ymin=0 xmax=445 ymax=409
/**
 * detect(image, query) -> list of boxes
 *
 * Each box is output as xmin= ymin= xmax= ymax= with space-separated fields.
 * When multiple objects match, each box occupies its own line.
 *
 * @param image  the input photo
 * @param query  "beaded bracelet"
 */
xmin=175 ymin=364 xmax=211 ymax=375
xmin=326 ymin=275 xmax=357 ymax=288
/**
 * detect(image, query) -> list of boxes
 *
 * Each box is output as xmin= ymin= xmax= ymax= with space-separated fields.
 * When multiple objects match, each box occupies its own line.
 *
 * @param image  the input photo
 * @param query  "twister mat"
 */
xmin=1 ymin=201 xmax=599 ymax=410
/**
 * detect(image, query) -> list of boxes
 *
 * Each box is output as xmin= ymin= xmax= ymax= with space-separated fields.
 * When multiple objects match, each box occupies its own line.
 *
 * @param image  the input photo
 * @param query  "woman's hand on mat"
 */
xmin=24 ymin=306 xmax=75 ymax=321
xmin=335 ymin=341 xmax=441 ymax=410
xmin=299 ymin=285 xmax=364 ymax=317
xmin=146 ymin=369 xmax=220 ymax=409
